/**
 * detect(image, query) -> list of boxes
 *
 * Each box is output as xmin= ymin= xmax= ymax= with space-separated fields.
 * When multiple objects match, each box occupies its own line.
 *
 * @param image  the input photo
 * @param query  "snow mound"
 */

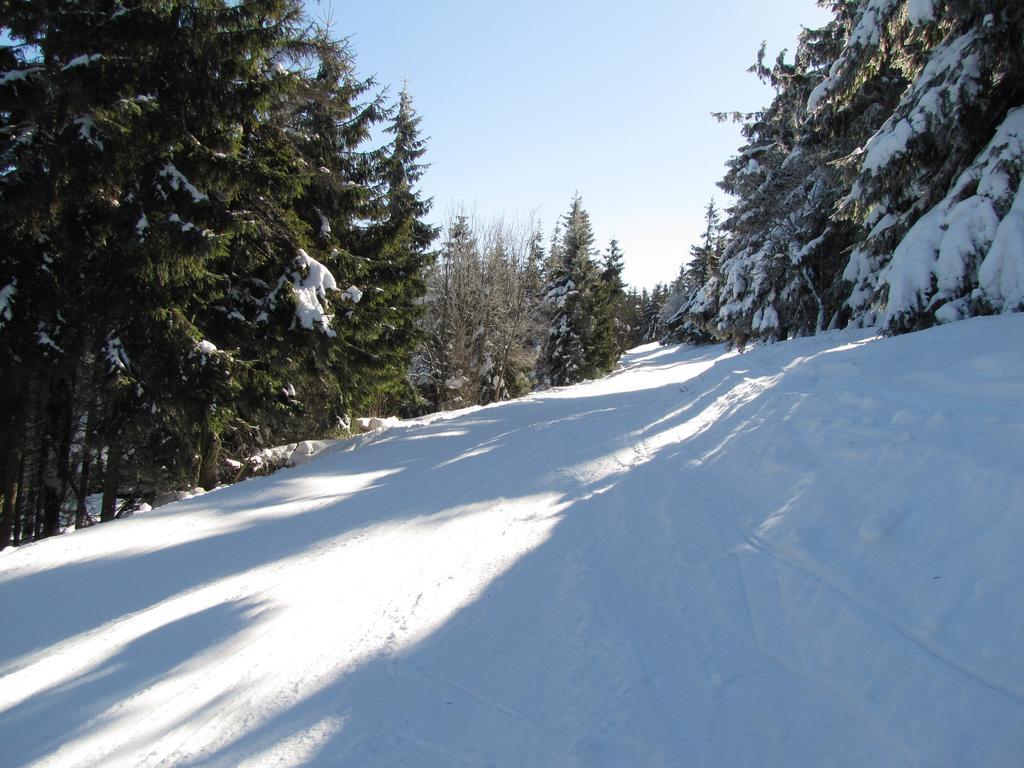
xmin=2 ymin=316 xmax=1023 ymax=766
xmin=245 ymin=439 xmax=339 ymax=474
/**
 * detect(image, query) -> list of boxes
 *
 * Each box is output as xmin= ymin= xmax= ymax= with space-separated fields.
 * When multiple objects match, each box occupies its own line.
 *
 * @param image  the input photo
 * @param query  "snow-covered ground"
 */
xmin=2 ymin=315 xmax=1023 ymax=767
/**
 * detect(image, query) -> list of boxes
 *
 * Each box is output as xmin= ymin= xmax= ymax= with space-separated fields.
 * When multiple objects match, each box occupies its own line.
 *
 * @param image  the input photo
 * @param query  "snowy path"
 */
xmin=2 ymin=315 xmax=1023 ymax=766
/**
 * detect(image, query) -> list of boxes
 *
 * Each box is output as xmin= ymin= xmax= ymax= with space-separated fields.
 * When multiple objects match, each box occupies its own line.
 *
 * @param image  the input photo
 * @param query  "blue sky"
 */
xmin=317 ymin=0 xmax=831 ymax=289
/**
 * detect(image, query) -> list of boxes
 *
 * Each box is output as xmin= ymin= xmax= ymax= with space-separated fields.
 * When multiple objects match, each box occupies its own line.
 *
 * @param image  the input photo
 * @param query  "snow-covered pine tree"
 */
xmin=659 ymin=4 xmax=901 ymax=349
xmin=620 ymin=288 xmax=646 ymax=348
xmin=641 ymin=286 xmax=669 ymax=343
xmin=711 ymin=18 xmax=867 ymax=345
xmin=662 ymin=200 xmax=726 ymax=344
xmin=538 ymin=195 xmax=600 ymax=386
xmin=520 ymin=225 xmax=547 ymax=358
xmin=811 ymin=0 xmax=1024 ymax=331
xmin=218 ymin=30 xmax=382 ymax=449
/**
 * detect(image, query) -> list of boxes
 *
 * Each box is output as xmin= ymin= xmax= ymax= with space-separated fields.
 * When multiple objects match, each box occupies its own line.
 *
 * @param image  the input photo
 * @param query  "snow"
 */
xmin=61 ymin=54 xmax=103 ymax=71
xmin=2 ymin=316 xmax=1024 ymax=766
xmin=355 ymin=416 xmax=397 ymax=433
xmin=978 ymin=187 xmax=1024 ymax=311
xmin=0 ymin=280 xmax=15 ymax=329
xmin=907 ymin=0 xmax=935 ymax=25
xmin=289 ymin=250 xmax=339 ymax=336
xmin=878 ymin=106 xmax=1024 ymax=326
xmin=153 ymin=488 xmax=207 ymax=509
xmin=159 ymin=163 xmax=208 ymax=203
xmin=807 ymin=0 xmax=900 ymax=112
xmin=35 ymin=327 xmax=62 ymax=354
xmin=196 ymin=339 xmax=218 ymax=364
xmin=862 ymin=117 xmax=912 ymax=173
xmin=105 ymin=336 xmax=130 ymax=372
xmin=880 ymin=206 xmax=947 ymax=322
xmin=751 ymin=304 xmax=779 ymax=332
xmin=73 ymin=115 xmax=103 ymax=150
xmin=315 ymin=208 xmax=332 ymax=238
xmin=245 ymin=439 xmax=341 ymax=474
xmin=0 ymin=67 xmax=43 ymax=86
xmin=340 ymin=285 xmax=362 ymax=304
xmin=167 ymin=213 xmax=199 ymax=234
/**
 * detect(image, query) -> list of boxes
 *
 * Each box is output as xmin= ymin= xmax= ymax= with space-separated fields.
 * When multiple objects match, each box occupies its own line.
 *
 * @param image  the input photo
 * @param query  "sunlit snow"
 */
xmin=2 ymin=315 xmax=1023 ymax=766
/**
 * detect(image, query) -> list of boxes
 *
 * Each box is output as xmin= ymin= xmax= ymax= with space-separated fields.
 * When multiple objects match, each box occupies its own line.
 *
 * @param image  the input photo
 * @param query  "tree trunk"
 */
xmin=197 ymin=428 xmax=221 ymax=491
xmin=75 ymin=432 xmax=95 ymax=529
xmin=34 ymin=418 xmax=50 ymax=541
xmin=0 ymin=404 xmax=26 ymax=550
xmin=101 ymin=437 xmax=122 ymax=523
xmin=74 ymin=355 xmax=102 ymax=529
xmin=42 ymin=476 xmax=61 ymax=539
xmin=41 ymin=378 xmax=74 ymax=539
xmin=12 ymin=455 xmax=27 ymax=547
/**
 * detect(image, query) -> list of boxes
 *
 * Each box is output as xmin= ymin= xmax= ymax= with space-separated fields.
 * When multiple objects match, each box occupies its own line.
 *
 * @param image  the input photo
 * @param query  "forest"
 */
xmin=0 ymin=0 xmax=636 ymax=547
xmin=2 ymin=0 xmax=1023 ymax=549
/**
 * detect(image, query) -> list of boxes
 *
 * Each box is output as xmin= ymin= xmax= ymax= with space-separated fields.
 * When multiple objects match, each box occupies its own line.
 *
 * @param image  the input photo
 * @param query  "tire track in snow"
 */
xmin=736 ymin=525 xmax=1024 ymax=708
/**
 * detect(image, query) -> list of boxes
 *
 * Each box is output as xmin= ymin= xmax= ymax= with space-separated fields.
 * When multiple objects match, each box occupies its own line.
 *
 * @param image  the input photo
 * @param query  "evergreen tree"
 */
xmin=656 ymin=0 xmax=1023 ymax=351
xmin=711 ymin=15 xmax=885 ymax=345
xmin=642 ymin=285 xmax=669 ymax=343
xmin=521 ymin=225 xmax=547 ymax=355
xmin=1 ymin=0 xmax=319 ymax=537
xmin=812 ymin=0 xmax=1024 ymax=331
xmin=662 ymin=200 xmax=727 ymax=344
xmin=587 ymin=239 xmax=629 ymax=372
xmin=688 ymin=200 xmax=724 ymax=291
xmin=663 ymin=5 xmax=901 ymax=348
xmin=539 ymin=195 xmax=600 ymax=386
xmin=346 ymin=84 xmax=436 ymax=415
xmin=0 ymin=2 xmax=434 ymax=546
xmin=621 ymin=288 xmax=647 ymax=348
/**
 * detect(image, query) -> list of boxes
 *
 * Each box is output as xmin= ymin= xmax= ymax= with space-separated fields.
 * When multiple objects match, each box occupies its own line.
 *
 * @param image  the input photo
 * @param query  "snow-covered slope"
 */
xmin=2 ymin=316 xmax=1023 ymax=767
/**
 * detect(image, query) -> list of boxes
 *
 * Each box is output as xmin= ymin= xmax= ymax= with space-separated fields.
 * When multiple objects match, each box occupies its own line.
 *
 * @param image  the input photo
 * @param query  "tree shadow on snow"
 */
xmin=2 ymin=336 xmax=947 ymax=766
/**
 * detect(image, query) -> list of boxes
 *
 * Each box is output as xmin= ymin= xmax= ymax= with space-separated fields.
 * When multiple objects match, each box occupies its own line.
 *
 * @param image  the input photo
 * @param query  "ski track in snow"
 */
xmin=2 ymin=315 xmax=1024 ymax=766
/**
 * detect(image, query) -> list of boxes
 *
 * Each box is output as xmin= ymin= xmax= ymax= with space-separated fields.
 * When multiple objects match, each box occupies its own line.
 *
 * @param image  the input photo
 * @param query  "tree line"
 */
xmin=411 ymin=195 xmax=632 ymax=413
xmin=658 ymin=0 xmax=1023 ymax=347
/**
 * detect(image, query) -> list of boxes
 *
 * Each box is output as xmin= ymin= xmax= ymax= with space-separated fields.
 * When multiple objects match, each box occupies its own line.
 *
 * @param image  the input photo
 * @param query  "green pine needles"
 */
xmin=0 ymin=1 xmax=435 ymax=547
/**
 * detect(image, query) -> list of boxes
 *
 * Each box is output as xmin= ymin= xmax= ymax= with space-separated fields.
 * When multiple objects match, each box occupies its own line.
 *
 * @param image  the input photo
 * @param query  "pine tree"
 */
xmin=346 ymin=85 xmax=436 ymax=415
xmin=662 ymin=200 xmax=727 ymax=344
xmin=1 ymin=0 xmax=304 ymax=532
xmin=642 ymin=286 xmax=668 ymax=343
xmin=621 ymin=288 xmax=647 ymax=348
xmin=658 ymin=6 xmax=900 ymax=349
xmin=521 ymin=225 xmax=547 ymax=356
xmin=812 ymin=0 xmax=1024 ymax=331
xmin=539 ymin=194 xmax=601 ymax=386
xmin=0 ymin=1 xmax=415 ymax=544
xmin=587 ymin=239 xmax=629 ymax=372
xmin=688 ymin=200 xmax=723 ymax=291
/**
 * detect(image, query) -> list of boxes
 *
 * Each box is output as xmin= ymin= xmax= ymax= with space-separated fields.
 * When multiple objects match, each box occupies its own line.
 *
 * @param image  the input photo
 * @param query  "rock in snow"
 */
xmin=1 ymin=315 xmax=1023 ymax=766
